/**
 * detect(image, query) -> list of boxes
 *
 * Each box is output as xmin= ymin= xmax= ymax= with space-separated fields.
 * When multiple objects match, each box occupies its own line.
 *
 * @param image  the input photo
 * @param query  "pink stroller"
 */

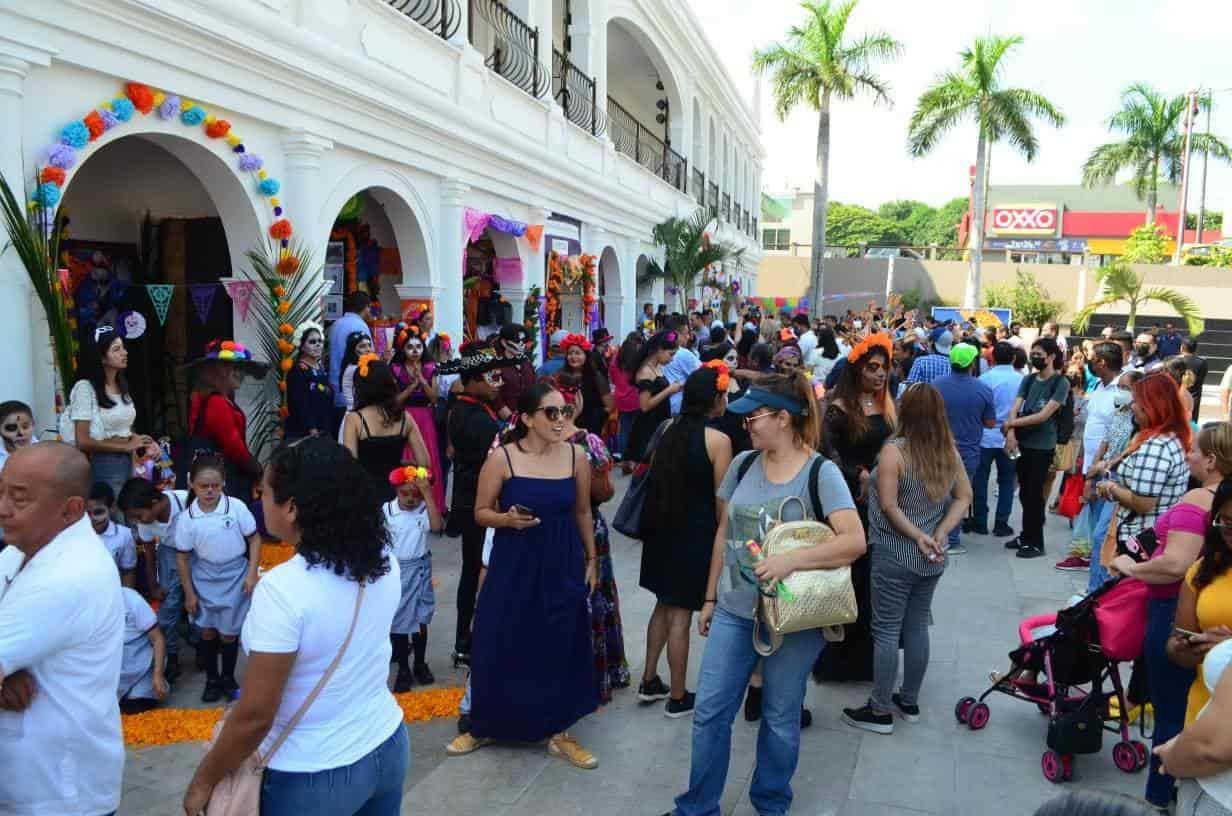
xmin=954 ymin=577 xmax=1151 ymax=783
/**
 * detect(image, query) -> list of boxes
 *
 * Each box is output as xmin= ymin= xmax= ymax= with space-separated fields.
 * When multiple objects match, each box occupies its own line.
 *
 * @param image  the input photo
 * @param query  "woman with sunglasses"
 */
xmin=449 ymin=382 xmax=601 ymax=768
xmin=391 ymin=325 xmax=446 ymax=512
xmin=625 ymin=331 xmax=682 ymax=464
xmin=284 ymin=320 xmax=333 ymax=443
xmin=638 ymin=365 xmax=734 ymax=717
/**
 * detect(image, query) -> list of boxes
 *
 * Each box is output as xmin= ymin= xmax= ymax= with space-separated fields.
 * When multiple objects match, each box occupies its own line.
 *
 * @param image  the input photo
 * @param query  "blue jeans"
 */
xmin=261 ymin=724 xmax=408 ymax=816
xmin=1087 ymin=499 xmax=1114 ymax=593
xmin=972 ymin=447 xmax=1016 ymax=529
xmin=1145 ymin=597 xmax=1196 ymax=807
xmin=673 ymin=607 xmax=823 ymax=816
xmin=156 ymin=545 xmax=184 ymax=656
xmin=948 ymin=458 xmax=980 ymax=549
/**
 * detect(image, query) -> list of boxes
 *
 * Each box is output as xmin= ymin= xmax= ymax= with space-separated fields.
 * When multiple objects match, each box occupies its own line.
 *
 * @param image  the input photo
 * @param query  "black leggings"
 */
xmin=455 ymin=511 xmax=486 ymax=651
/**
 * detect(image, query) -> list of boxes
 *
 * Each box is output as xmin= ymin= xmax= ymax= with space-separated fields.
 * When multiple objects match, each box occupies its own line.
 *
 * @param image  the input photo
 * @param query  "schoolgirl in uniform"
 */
xmin=118 ymin=587 xmax=169 ymax=714
xmin=175 ymin=455 xmax=262 ymax=702
xmin=386 ymin=465 xmax=443 ymax=692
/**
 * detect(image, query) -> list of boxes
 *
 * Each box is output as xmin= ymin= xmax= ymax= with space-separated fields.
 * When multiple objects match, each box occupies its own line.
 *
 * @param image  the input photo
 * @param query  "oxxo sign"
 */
xmin=988 ymin=204 xmax=1058 ymax=236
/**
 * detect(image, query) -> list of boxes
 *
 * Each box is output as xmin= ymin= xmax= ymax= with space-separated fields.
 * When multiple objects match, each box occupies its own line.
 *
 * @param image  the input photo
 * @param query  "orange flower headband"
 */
xmin=389 ymin=465 xmax=431 ymax=486
xmin=847 ymin=332 xmax=893 ymax=364
xmin=703 ymin=359 xmax=730 ymax=391
xmin=356 ymin=353 xmax=379 ymax=378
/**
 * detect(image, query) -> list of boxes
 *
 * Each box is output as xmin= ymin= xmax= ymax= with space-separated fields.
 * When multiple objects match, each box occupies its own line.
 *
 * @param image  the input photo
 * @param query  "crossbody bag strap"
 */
xmin=258 ymin=582 xmax=366 ymax=768
xmin=807 ymin=456 xmax=825 ymax=522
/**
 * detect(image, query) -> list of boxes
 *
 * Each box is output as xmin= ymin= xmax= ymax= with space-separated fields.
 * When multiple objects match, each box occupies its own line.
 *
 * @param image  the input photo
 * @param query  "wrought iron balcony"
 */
xmin=606 ymin=97 xmax=687 ymax=192
xmin=692 ymin=169 xmax=705 ymax=206
xmin=469 ymin=0 xmax=548 ymax=99
xmin=707 ymin=181 xmax=719 ymax=217
xmin=552 ymin=49 xmax=605 ymax=137
xmin=386 ymin=0 xmax=462 ymax=39
xmin=751 ymin=216 xmax=758 ymax=239
xmin=721 ymin=193 xmax=731 ymax=222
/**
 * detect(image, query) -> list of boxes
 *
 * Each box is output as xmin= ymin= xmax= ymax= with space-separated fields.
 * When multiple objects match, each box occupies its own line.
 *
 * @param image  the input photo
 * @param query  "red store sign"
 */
xmin=989 ymin=204 xmax=1058 ymax=236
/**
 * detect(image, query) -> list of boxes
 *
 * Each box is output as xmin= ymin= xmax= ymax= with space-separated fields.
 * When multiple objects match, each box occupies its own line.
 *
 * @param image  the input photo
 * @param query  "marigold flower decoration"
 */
xmin=277 ymin=300 xmax=291 ymax=315
xmin=269 ymin=219 xmax=293 ymax=241
xmin=356 ymin=353 xmax=378 ymax=378
xmin=276 ymin=254 xmax=300 ymax=277
xmin=389 ymin=465 xmax=431 ymax=486
xmin=278 ymin=322 xmax=295 ymax=336
xmin=703 ymin=359 xmax=730 ymax=391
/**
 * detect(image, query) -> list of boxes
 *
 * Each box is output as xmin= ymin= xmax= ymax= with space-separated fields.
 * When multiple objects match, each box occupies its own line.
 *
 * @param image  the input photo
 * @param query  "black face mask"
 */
xmin=1030 ymin=355 xmax=1048 ymax=370
xmin=1134 ymin=343 xmax=1152 ymax=358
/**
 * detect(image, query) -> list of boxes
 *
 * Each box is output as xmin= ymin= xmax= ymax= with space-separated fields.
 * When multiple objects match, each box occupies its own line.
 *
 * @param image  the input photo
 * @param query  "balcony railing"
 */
xmin=752 ymin=216 xmax=758 ymax=239
xmin=469 ymin=0 xmax=548 ymax=99
xmin=606 ymin=97 xmax=687 ymax=192
xmin=386 ymin=0 xmax=462 ymax=39
xmin=552 ymin=49 xmax=606 ymax=137
xmin=707 ymin=181 xmax=719 ymax=216
xmin=721 ymin=193 xmax=731 ymax=222
xmin=692 ymin=169 xmax=705 ymax=206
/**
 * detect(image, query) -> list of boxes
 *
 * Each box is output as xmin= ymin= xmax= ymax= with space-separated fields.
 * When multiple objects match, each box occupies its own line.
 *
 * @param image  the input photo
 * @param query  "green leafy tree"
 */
xmin=917 ymin=197 xmax=969 ymax=249
xmin=982 ymin=269 xmax=1063 ymax=327
xmin=1186 ymin=211 xmax=1223 ymax=231
xmin=1082 ymin=84 xmax=1232 ymax=224
xmin=1072 ymin=261 xmax=1203 ymax=335
xmin=877 ymin=199 xmax=936 ymax=245
xmin=752 ymin=0 xmax=902 ymax=318
xmin=826 ymin=202 xmax=905 ymax=251
xmin=907 ymin=35 xmax=1065 ymax=308
xmin=641 ymin=209 xmax=744 ymax=313
xmin=1122 ymin=224 xmax=1170 ymax=264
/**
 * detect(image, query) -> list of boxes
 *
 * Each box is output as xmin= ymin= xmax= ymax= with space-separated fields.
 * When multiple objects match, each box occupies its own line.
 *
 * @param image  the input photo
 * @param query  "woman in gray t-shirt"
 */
xmin=668 ymin=373 xmax=864 ymax=816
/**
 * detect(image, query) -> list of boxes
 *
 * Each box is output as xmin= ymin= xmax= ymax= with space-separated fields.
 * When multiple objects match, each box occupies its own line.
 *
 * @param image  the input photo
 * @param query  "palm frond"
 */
xmin=1081 ymin=141 xmax=1141 ymax=187
xmin=906 ymin=74 xmax=974 ymax=156
xmin=1139 ymin=287 xmax=1204 ymax=336
xmin=1071 ymin=295 xmax=1128 ymax=333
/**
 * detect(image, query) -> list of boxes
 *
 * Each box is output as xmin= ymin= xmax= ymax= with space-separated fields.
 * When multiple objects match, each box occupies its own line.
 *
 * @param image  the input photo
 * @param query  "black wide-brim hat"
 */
xmin=436 ymin=348 xmax=526 ymax=377
xmin=181 ymin=340 xmax=270 ymax=379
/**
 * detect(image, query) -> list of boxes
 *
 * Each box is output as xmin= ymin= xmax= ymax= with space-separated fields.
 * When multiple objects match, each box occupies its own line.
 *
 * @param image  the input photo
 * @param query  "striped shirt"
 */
xmin=905 ymin=353 xmax=952 ymax=386
xmin=867 ymin=440 xmax=954 ymax=577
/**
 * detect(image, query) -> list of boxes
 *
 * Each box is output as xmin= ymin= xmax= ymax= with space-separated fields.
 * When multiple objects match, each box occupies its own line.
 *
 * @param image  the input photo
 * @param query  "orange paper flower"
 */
xmin=279 ymin=405 xmax=290 ymax=418
xmin=277 ymin=300 xmax=291 ymax=315
xmin=703 ymin=359 xmax=730 ymax=392
xmin=205 ymin=119 xmax=231 ymax=138
xmin=277 ymin=255 xmax=300 ymax=277
xmin=273 ymin=285 xmax=286 ymax=298
xmin=278 ymin=380 xmax=287 ymax=393
xmin=40 ymin=167 xmax=66 ymax=186
xmin=125 ymin=82 xmax=156 ymax=115
xmin=356 ymin=353 xmax=378 ymax=378
xmin=269 ymin=219 xmax=293 ymax=240
xmin=279 ymin=322 xmax=295 ymax=336
xmin=279 ymin=357 xmax=293 ymax=373
xmin=83 ymin=111 xmax=105 ymax=141
xmin=277 ymin=339 xmax=294 ymax=354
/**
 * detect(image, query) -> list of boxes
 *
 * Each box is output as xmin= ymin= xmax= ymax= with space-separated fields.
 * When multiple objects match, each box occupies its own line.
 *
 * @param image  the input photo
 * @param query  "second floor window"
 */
xmin=762 ymin=228 xmax=790 ymax=251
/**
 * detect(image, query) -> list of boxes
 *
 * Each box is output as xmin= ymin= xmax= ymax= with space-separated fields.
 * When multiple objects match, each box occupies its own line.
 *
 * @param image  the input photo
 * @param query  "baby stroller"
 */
xmin=954 ymin=577 xmax=1151 ymax=783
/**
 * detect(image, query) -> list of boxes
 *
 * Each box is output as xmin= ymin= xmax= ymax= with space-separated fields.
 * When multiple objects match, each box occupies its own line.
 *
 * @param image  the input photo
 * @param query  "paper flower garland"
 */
xmin=389 ymin=465 xmax=432 ymax=486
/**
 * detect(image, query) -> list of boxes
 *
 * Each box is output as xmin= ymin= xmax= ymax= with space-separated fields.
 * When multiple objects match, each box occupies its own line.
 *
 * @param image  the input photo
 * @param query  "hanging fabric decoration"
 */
xmin=189 ymin=284 xmax=218 ymax=324
xmin=492 ymin=256 xmax=523 ymax=285
xmin=488 ymin=215 xmax=527 ymax=237
xmin=464 ymin=208 xmax=491 ymax=243
xmin=524 ymin=224 xmax=544 ymax=252
xmin=146 ymin=284 xmax=175 ymax=325
xmin=537 ymin=295 xmax=548 ymax=361
xmin=223 ymin=280 xmax=257 ymax=322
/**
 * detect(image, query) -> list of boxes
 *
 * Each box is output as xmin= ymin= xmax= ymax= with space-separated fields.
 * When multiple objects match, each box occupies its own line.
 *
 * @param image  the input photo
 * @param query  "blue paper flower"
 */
xmin=60 ymin=121 xmax=89 ymax=149
xmin=98 ymin=108 xmax=120 ymax=131
xmin=181 ymin=106 xmax=206 ymax=126
xmin=110 ymin=97 xmax=135 ymax=122
xmin=33 ymin=182 xmax=61 ymax=209
xmin=259 ymin=178 xmax=281 ymax=196
xmin=158 ymin=95 xmax=181 ymax=120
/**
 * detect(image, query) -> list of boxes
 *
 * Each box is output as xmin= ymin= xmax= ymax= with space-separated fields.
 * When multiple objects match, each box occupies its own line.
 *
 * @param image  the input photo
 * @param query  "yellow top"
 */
xmin=1184 ymin=560 xmax=1232 ymax=724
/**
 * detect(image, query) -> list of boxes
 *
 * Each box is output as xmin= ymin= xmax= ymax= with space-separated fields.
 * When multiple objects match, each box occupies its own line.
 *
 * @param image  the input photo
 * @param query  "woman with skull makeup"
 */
xmin=284 ymin=320 xmax=334 ymax=442
xmin=391 ymin=323 xmax=446 ymax=512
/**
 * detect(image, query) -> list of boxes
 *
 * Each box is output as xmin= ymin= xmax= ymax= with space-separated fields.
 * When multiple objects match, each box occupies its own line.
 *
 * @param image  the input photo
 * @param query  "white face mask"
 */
xmin=1112 ymin=389 xmax=1133 ymax=409
xmin=853 ymin=320 xmax=864 ymax=330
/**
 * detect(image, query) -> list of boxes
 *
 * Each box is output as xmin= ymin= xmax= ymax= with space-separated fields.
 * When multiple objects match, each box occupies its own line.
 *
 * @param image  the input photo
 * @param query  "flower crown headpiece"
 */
xmin=356 ymin=353 xmax=379 ymax=378
xmin=703 ymin=359 xmax=730 ymax=391
xmin=291 ymin=320 xmax=324 ymax=352
xmin=847 ymin=332 xmax=893 ymax=365
xmin=560 ymin=333 xmax=591 ymax=352
xmin=389 ymin=465 xmax=431 ymax=486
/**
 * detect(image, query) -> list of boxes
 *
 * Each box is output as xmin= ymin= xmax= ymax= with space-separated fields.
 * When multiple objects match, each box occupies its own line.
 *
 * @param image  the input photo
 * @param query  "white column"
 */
xmin=533 ymin=0 xmax=554 ymax=91
xmin=451 ymin=0 xmax=470 ymax=47
xmin=439 ymin=181 xmax=470 ymax=346
xmin=280 ymin=129 xmax=334 ymax=267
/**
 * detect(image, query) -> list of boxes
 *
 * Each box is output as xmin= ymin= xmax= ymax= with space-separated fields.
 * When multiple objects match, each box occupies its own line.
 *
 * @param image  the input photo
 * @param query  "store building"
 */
xmin=1 ymin=0 xmax=764 ymax=434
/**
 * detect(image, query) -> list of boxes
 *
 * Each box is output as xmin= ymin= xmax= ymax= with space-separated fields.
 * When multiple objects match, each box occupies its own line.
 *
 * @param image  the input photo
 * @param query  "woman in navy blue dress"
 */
xmin=448 ymin=382 xmax=601 ymax=769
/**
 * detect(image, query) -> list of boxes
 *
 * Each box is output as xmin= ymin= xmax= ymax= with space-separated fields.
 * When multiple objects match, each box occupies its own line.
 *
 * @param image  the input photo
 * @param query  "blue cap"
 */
xmin=727 ymin=387 xmax=808 ymax=416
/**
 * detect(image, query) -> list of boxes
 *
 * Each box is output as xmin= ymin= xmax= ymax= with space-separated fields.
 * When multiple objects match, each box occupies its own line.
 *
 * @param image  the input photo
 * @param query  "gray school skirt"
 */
xmin=391 ymin=555 xmax=435 ymax=634
xmin=191 ymin=555 xmax=251 ymax=636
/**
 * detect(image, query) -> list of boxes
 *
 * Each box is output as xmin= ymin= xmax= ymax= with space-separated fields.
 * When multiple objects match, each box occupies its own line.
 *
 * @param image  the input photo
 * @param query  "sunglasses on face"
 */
xmin=742 ymin=410 xmax=778 ymax=428
xmin=535 ymin=405 xmax=575 ymax=421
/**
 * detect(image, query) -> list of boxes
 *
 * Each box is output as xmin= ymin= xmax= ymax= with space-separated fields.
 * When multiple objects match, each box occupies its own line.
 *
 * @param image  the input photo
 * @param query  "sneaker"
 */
xmin=800 ymin=707 xmax=813 ymax=729
xmin=446 ymin=733 xmax=492 ymax=756
xmin=968 ymin=523 xmax=989 ymax=536
xmin=993 ymin=522 xmax=1015 ymax=537
xmin=219 ymin=675 xmax=240 ymax=698
xmin=842 ymin=704 xmax=893 ymax=735
xmin=201 ymin=682 xmax=223 ymax=704
xmin=1004 ymin=536 xmax=1022 ymax=550
xmin=1016 ymin=544 xmax=1046 ymax=559
xmin=638 ymin=675 xmax=671 ymax=703
xmin=892 ymin=693 xmax=920 ymax=723
xmin=548 ymin=733 xmax=598 ymax=769
xmin=413 ymin=663 xmax=435 ymax=685
xmin=393 ymin=667 xmax=414 ymax=693
xmin=744 ymin=685 xmax=763 ymax=722
xmin=961 ymin=518 xmax=973 ymax=533
xmin=1054 ymin=555 xmax=1091 ymax=572
xmin=946 ymin=543 xmax=968 ymax=555
xmin=664 ymin=692 xmax=696 ymax=719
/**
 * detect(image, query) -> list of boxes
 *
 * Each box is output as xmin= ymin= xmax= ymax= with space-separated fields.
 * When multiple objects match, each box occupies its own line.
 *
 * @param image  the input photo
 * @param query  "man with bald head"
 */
xmin=0 ymin=442 xmax=124 ymax=815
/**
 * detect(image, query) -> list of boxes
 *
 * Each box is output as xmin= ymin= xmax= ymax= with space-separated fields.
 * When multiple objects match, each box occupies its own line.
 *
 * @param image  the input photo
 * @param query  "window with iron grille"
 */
xmin=762 ymin=229 xmax=790 ymax=251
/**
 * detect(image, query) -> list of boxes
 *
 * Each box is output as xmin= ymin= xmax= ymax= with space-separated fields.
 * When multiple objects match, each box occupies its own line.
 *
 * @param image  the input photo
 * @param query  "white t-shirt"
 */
xmin=384 ymin=500 xmax=430 ymax=561
xmin=0 ymin=515 xmax=124 ymax=816
xmin=175 ymin=496 xmax=256 ymax=563
xmin=135 ymin=489 xmax=190 ymax=549
xmin=1083 ymin=377 xmax=1119 ymax=467
xmin=67 ymin=380 xmax=137 ymax=440
xmin=241 ymin=554 xmax=404 ymax=773
xmin=797 ymin=330 xmax=818 ymax=366
xmin=98 ymin=520 xmax=137 ymax=571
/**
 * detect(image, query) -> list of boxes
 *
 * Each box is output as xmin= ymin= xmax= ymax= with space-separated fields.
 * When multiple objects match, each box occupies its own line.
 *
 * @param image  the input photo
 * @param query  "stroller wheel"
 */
xmin=1113 ymin=741 xmax=1140 ymax=773
xmin=1042 ymin=750 xmax=1066 ymax=783
xmin=955 ymin=697 xmax=976 ymax=724
xmin=1131 ymin=740 xmax=1148 ymax=770
xmin=967 ymin=702 xmax=991 ymax=730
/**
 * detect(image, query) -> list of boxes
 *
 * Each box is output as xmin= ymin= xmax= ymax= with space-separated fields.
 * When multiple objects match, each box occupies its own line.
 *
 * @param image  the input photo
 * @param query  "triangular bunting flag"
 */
xmin=190 ymin=284 xmax=218 ymax=324
xmin=146 ymin=284 xmax=174 ymax=325
xmin=223 ymin=280 xmax=257 ymax=322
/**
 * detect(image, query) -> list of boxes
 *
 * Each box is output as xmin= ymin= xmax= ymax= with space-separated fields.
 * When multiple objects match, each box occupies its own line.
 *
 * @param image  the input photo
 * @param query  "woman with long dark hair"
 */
xmin=448 ymin=383 xmax=601 ymax=769
xmin=625 ymin=331 xmax=681 ymax=463
xmin=342 ymin=357 xmax=431 ymax=504
xmin=811 ymin=325 xmax=841 ymax=383
xmin=66 ymin=325 xmax=155 ymax=495
xmin=339 ymin=331 xmax=375 ymax=412
xmin=182 ymin=437 xmax=408 ymax=816
xmin=815 ymin=333 xmax=896 ymax=683
xmin=284 ymin=320 xmax=333 ymax=442
xmin=390 ymin=325 xmax=445 ymax=512
xmin=610 ymin=331 xmax=645 ymax=469
xmin=637 ymin=364 xmax=733 ymax=717
xmin=560 ymin=333 xmax=612 ymax=437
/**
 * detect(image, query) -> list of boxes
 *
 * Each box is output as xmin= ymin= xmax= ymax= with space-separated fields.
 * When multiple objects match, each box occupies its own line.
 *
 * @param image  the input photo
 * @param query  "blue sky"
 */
xmin=690 ymin=0 xmax=1232 ymax=218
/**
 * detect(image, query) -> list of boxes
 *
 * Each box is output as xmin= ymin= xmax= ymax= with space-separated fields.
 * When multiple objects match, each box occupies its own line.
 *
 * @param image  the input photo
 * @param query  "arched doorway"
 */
xmin=464 ymin=227 xmax=520 ymax=343
xmin=58 ymin=132 xmax=260 ymax=437
xmin=598 ymin=245 xmax=620 ymax=331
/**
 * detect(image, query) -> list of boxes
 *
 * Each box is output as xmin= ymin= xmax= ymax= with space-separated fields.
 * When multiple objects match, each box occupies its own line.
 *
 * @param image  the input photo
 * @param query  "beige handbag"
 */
xmin=753 ymin=496 xmax=857 ymax=657
xmin=202 ymin=584 xmax=365 ymax=816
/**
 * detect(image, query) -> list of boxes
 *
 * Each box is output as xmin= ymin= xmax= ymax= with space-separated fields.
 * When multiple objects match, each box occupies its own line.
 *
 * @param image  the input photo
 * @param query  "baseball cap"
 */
xmin=950 ymin=343 xmax=979 ymax=369
xmin=931 ymin=328 xmax=953 ymax=354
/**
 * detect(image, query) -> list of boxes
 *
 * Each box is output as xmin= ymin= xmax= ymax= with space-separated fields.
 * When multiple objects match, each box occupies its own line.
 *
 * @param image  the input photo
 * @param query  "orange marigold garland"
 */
xmin=258 ymin=541 xmax=296 ymax=571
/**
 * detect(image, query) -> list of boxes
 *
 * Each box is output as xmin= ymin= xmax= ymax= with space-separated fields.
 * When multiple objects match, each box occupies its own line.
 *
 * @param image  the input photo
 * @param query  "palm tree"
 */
xmin=752 ymin=0 xmax=901 ymax=319
xmin=642 ymin=209 xmax=743 ymax=313
xmin=1082 ymin=84 xmax=1231 ymax=224
xmin=907 ymin=35 xmax=1064 ymax=308
xmin=1071 ymin=261 xmax=1203 ymax=336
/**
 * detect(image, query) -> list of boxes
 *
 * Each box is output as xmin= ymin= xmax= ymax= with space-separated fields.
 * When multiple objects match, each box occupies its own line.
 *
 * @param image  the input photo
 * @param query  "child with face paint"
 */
xmin=0 ymin=401 xmax=36 ymax=473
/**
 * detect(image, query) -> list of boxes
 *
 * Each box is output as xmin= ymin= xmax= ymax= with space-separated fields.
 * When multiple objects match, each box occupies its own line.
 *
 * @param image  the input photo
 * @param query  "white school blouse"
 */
xmin=174 ymin=496 xmax=256 ymax=563
xmin=384 ymin=500 xmax=430 ymax=561
xmin=135 ymin=489 xmax=190 ymax=549
xmin=99 ymin=520 xmax=137 ymax=571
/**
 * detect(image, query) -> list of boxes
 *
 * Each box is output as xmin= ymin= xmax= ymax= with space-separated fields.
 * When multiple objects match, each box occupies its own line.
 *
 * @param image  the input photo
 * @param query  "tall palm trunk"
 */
xmin=966 ymin=126 xmax=988 ymax=308
xmin=809 ymin=90 xmax=831 ymax=320
xmin=1145 ymin=158 xmax=1158 ymax=225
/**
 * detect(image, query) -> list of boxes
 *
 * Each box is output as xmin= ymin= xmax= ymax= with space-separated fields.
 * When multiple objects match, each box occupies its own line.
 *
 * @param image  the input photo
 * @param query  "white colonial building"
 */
xmin=0 ymin=0 xmax=763 ymax=433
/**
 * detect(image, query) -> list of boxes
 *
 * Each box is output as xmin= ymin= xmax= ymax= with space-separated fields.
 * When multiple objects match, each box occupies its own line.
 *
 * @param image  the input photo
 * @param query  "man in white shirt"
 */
xmin=0 ymin=443 xmax=124 ymax=816
xmin=791 ymin=314 xmax=818 ymax=367
xmin=663 ymin=318 xmax=700 ymax=415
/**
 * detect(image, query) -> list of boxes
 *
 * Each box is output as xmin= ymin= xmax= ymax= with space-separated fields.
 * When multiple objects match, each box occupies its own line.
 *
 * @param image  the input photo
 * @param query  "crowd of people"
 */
xmin=4 ymin=291 xmax=1232 ymax=816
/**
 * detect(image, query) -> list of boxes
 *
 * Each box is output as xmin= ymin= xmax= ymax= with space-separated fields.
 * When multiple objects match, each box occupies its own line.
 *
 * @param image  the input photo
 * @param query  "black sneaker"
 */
xmin=801 ymin=707 xmax=813 ymax=728
xmin=1016 ymin=544 xmax=1046 ymax=559
xmin=842 ymin=704 xmax=893 ymax=735
xmin=414 ymin=663 xmax=435 ymax=685
xmin=961 ymin=518 xmax=973 ymax=533
xmin=638 ymin=675 xmax=671 ymax=703
xmin=892 ymin=693 xmax=920 ymax=723
xmin=664 ymin=692 xmax=696 ymax=719
xmin=393 ymin=667 xmax=414 ymax=693
xmin=744 ymin=685 xmax=763 ymax=722
xmin=201 ymin=682 xmax=223 ymax=704
xmin=968 ymin=523 xmax=989 ymax=536
xmin=219 ymin=675 xmax=240 ymax=698
xmin=993 ymin=522 xmax=1015 ymax=537
xmin=1004 ymin=536 xmax=1022 ymax=550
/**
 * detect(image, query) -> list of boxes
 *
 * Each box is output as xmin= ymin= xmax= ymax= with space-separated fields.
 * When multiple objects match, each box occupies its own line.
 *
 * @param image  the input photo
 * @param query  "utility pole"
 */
xmin=1196 ymin=91 xmax=1213 ymax=240
xmin=1173 ymin=89 xmax=1198 ymax=265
